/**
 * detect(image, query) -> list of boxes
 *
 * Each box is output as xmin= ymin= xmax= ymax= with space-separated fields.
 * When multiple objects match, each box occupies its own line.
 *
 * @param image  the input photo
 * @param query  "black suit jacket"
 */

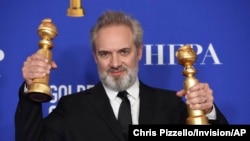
xmin=15 ymin=81 xmax=228 ymax=141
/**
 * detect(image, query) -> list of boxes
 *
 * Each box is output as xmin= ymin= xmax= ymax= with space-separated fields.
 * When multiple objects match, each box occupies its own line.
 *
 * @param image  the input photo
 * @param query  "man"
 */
xmin=15 ymin=10 xmax=228 ymax=141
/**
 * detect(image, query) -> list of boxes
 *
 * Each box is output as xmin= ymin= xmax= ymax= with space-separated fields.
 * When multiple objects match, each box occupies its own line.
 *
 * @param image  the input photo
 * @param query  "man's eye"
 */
xmin=120 ymin=50 xmax=130 ymax=56
xmin=99 ymin=52 xmax=109 ymax=58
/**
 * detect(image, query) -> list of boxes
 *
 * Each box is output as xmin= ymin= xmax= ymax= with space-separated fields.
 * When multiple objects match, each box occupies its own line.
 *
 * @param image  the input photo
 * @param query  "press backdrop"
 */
xmin=1 ymin=0 xmax=250 ymax=140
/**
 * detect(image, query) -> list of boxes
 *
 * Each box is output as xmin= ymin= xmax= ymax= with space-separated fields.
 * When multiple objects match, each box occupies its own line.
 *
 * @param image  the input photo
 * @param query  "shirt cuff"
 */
xmin=24 ymin=83 xmax=29 ymax=93
xmin=206 ymin=104 xmax=216 ymax=120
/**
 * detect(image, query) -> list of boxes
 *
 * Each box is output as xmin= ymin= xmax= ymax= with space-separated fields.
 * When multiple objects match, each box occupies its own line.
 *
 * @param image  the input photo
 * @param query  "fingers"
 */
xmin=51 ymin=61 xmax=58 ymax=69
xmin=188 ymin=97 xmax=213 ymax=111
xmin=176 ymin=89 xmax=185 ymax=97
xmin=181 ymin=83 xmax=214 ymax=113
xmin=22 ymin=53 xmax=57 ymax=85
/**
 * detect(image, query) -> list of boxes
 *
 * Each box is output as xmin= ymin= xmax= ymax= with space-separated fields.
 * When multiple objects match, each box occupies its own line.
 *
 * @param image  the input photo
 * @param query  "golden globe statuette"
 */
xmin=67 ymin=0 xmax=85 ymax=17
xmin=176 ymin=44 xmax=209 ymax=125
xmin=26 ymin=18 xmax=58 ymax=102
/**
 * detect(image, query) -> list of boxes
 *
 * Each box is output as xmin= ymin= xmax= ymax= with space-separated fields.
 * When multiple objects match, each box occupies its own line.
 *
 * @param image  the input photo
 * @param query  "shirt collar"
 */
xmin=104 ymin=78 xmax=140 ymax=102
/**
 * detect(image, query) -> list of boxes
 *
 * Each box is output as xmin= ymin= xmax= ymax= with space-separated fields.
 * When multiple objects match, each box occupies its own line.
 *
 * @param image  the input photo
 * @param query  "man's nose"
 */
xmin=111 ymin=54 xmax=121 ymax=68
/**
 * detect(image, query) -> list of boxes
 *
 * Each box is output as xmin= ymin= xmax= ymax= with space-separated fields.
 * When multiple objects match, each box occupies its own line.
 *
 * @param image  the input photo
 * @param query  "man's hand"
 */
xmin=176 ymin=83 xmax=213 ymax=114
xmin=22 ymin=53 xmax=57 ymax=86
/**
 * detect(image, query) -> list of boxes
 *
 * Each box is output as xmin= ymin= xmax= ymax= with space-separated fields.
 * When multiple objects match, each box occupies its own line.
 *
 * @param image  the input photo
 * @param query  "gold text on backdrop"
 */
xmin=176 ymin=44 xmax=209 ymax=125
xmin=26 ymin=19 xmax=58 ymax=102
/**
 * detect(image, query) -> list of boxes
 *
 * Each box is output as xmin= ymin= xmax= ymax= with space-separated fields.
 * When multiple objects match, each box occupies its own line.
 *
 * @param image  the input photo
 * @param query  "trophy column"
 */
xmin=176 ymin=44 xmax=209 ymax=125
xmin=26 ymin=19 xmax=58 ymax=102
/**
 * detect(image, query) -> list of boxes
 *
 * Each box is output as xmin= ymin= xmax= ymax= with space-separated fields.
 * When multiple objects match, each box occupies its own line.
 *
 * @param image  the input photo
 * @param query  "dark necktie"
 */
xmin=117 ymin=91 xmax=132 ymax=140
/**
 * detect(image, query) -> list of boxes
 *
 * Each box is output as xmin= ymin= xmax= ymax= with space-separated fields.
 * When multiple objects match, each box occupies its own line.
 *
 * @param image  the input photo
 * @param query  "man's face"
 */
xmin=93 ymin=25 xmax=142 ymax=91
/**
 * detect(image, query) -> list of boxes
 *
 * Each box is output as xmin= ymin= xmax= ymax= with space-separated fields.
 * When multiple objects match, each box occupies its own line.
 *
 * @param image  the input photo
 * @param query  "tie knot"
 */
xmin=117 ymin=91 xmax=128 ymax=99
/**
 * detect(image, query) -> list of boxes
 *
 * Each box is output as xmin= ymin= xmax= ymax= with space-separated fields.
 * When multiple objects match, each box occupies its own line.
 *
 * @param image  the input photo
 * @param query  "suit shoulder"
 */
xmin=57 ymin=83 xmax=100 ymax=102
xmin=152 ymin=87 xmax=179 ymax=99
xmin=141 ymin=82 xmax=177 ymax=95
xmin=58 ymin=89 xmax=90 ymax=102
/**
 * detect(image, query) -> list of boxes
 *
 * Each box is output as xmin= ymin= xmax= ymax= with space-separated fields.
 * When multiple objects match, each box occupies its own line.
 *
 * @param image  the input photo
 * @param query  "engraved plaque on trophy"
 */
xmin=26 ymin=18 xmax=58 ymax=102
xmin=176 ymin=44 xmax=209 ymax=125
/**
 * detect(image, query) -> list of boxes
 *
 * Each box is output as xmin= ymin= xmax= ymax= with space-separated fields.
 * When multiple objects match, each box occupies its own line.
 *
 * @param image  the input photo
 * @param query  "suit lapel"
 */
xmin=86 ymin=82 xmax=125 ymax=141
xmin=138 ymin=82 xmax=157 ymax=124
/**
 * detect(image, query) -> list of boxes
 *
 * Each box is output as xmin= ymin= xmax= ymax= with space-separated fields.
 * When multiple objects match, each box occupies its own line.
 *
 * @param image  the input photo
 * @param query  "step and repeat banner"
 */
xmin=1 ymin=0 xmax=250 ymax=140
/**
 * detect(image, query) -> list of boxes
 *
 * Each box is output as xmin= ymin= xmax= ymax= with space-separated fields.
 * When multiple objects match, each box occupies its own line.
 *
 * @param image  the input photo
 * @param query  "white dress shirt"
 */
xmin=104 ymin=79 xmax=140 ymax=125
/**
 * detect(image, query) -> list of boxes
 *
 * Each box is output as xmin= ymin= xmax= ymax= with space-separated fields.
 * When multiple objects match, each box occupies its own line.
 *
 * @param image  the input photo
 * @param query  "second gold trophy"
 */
xmin=26 ymin=19 xmax=58 ymax=102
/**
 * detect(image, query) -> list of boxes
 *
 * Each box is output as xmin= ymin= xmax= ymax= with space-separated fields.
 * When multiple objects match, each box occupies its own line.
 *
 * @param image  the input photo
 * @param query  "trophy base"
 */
xmin=67 ymin=8 xmax=84 ymax=17
xmin=186 ymin=116 xmax=209 ymax=125
xmin=26 ymin=92 xmax=52 ymax=103
xmin=26 ymin=83 xmax=52 ymax=102
xmin=186 ymin=108 xmax=209 ymax=125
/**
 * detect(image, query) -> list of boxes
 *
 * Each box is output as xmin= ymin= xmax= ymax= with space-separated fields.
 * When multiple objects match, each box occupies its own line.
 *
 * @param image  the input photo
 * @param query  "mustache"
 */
xmin=108 ymin=66 xmax=127 ymax=72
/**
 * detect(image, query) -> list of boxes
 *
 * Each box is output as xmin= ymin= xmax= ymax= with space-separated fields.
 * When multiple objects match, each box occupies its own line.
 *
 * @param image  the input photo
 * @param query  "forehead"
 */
xmin=95 ymin=25 xmax=134 ymax=51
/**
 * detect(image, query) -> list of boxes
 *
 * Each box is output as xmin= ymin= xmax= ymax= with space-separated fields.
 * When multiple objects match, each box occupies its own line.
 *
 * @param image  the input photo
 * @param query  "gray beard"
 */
xmin=99 ymin=66 xmax=138 ymax=92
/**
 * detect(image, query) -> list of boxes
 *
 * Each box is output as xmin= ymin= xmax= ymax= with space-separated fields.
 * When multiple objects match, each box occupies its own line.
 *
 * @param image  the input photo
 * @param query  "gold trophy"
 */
xmin=67 ymin=0 xmax=85 ymax=17
xmin=26 ymin=18 xmax=58 ymax=102
xmin=176 ymin=44 xmax=209 ymax=125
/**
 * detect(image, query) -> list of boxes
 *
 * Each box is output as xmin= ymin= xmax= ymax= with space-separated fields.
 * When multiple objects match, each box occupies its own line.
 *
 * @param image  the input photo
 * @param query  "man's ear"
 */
xmin=92 ymin=51 xmax=98 ymax=63
xmin=138 ymin=45 xmax=143 ymax=60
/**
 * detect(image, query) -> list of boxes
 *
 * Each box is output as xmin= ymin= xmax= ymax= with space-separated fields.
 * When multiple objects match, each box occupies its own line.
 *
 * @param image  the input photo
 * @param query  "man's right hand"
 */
xmin=22 ymin=53 xmax=57 ymax=86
